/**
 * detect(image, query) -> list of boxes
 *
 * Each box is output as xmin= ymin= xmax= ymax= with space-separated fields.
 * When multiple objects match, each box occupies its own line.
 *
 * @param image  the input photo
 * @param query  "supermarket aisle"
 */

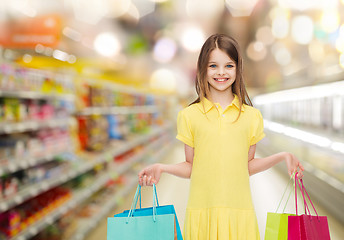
xmin=88 ymin=142 xmax=344 ymax=240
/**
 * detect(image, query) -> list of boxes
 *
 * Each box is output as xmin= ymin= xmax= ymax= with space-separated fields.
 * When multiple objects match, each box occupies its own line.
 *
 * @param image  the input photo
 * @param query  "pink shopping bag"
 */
xmin=288 ymin=176 xmax=331 ymax=240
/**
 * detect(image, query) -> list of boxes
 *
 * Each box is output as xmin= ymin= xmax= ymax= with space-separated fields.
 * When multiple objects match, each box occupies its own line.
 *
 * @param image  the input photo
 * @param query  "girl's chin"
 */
xmin=209 ymin=85 xmax=232 ymax=92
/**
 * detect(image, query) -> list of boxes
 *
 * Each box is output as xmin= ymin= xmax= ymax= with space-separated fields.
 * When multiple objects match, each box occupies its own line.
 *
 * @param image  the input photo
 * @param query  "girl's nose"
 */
xmin=218 ymin=67 xmax=225 ymax=75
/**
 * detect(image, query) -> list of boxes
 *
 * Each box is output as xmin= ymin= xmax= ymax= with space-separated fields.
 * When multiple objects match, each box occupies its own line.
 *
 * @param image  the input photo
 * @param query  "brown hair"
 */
xmin=190 ymin=33 xmax=252 ymax=121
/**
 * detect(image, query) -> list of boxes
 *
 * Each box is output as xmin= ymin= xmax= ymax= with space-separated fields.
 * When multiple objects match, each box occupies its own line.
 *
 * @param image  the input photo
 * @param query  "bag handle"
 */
xmin=294 ymin=175 xmax=319 ymax=219
xmin=126 ymin=184 xmax=160 ymax=223
xmin=300 ymin=179 xmax=319 ymax=218
xmin=127 ymin=185 xmax=141 ymax=223
xmin=295 ymin=175 xmax=310 ymax=216
xmin=275 ymin=172 xmax=295 ymax=213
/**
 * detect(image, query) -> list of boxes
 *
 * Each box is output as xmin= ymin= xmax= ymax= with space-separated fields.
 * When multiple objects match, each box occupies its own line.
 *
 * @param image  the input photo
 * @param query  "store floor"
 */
xmin=86 ymin=141 xmax=344 ymax=240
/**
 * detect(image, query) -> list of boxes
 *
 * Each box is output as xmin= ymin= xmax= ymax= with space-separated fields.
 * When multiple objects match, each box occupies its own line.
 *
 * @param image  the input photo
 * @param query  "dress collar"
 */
xmin=198 ymin=94 xmax=245 ymax=114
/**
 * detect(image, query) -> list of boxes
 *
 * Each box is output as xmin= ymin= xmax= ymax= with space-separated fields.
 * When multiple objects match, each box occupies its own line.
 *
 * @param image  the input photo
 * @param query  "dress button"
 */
xmin=222 ymin=114 xmax=225 ymax=117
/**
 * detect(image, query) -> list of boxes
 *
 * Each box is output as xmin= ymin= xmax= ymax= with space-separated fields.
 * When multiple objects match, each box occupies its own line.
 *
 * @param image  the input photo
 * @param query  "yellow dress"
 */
xmin=176 ymin=95 xmax=265 ymax=240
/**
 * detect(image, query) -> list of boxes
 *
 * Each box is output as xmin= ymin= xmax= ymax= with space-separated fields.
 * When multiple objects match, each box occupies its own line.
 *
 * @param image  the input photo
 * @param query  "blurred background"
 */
xmin=0 ymin=0 xmax=343 ymax=239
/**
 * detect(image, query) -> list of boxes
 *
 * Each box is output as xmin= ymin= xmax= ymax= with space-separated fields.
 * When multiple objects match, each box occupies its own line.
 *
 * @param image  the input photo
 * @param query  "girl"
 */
xmin=138 ymin=33 xmax=304 ymax=239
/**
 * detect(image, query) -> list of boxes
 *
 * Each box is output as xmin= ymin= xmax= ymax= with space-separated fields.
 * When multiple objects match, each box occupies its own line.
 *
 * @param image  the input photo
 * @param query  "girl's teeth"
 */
xmin=215 ymin=78 xmax=228 ymax=82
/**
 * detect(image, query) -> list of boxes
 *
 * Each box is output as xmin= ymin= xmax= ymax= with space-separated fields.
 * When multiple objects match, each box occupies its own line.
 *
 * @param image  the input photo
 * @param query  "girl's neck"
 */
xmin=209 ymin=90 xmax=234 ymax=109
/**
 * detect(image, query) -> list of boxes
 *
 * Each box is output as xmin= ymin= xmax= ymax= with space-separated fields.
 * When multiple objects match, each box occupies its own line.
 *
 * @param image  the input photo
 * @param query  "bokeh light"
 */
xmin=23 ymin=54 xmax=32 ymax=63
xmin=107 ymin=0 xmax=131 ymax=18
xmin=337 ymin=25 xmax=344 ymax=53
xmin=340 ymin=54 xmax=344 ymax=68
xmin=72 ymin=0 xmax=107 ymax=25
xmin=308 ymin=40 xmax=325 ymax=62
xmin=131 ymin=0 xmax=155 ymax=18
xmin=94 ymin=32 xmax=121 ymax=57
xmin=272 ymin=43 xmax=291 ymax=66
xmin=256 ymin=26 xmax=275 ymax=45
xmin=180 ymin=26 xmax=205 ymax=52
xmin=153 ymin=37 xmax=177 ymax=63
xmin=150 ymin=68 xmax=177 ymax=92
xmin=321 ymin=9 xmax=340 ymax=33
xmin=186 ymin=0 xmax=225 ymax=20
xmin=53 ymin=50 xmax=69 ymax=61
xmin=225 ymin=0 xmax=259 ymax=17
xmin=68 ymin=55 xmax=77 ymax=64
xmin=127 ymin=3 xmax=140 ymax=21
xmin=271 ymin=15 xmax=289 ymax=39
xmin=246 ymin=41 xmax=267 ymax=61
xmin=291 ymin=15 xmax=313 ymax=45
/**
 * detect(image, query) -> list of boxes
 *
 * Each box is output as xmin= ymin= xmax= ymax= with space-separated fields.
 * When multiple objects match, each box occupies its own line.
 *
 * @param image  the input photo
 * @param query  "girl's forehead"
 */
xmin=209 ymin=48 xmax=234 ymax=62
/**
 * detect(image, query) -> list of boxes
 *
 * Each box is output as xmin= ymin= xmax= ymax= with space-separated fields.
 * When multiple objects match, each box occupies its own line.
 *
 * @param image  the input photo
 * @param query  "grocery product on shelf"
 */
xmin=0 ymin=187 xmax=71 ymax=238
xmin=0 ymin=64 xmax=175 ymax=240
xmin=0 ymin=64 xmax=74 ymax=95
xmin=0 ymin=98 xmax=73 ymax=125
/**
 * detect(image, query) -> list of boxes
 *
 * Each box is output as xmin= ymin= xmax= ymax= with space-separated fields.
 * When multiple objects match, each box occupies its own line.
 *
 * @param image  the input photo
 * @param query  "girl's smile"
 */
xmin=213 ymin=77 xmax=229 ymax=82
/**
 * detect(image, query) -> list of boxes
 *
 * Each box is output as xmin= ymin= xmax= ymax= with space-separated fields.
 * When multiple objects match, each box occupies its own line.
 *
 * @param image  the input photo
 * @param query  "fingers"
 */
xmin=138 ymin=169 xmax=145 ymax=179
xmin=297 ymin=171 xmax=304 ymax=179
xmin=298 ymin=162 xmax=305 ymax=171
xmin=138 ymin=174 xmax=156 ymax=186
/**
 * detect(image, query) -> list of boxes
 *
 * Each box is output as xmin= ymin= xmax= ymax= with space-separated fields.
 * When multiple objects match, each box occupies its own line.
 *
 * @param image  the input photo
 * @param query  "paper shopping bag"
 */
xmin=288 ymin=177 xmax=331 ymax=240
xmin=265 ymin=212 xmax=294 ymax=240
xmin=107 ymin=213 xmax=175 ymax=240
xmin=265 ymin=174 xmax=295 ymax=240
xmin=288 ymin=214 xmax=330 ymax=240
xmin=107 ymin=184 xmax=183 ymax=240
xmin=120 ymin=205 xmax=183 ymax=240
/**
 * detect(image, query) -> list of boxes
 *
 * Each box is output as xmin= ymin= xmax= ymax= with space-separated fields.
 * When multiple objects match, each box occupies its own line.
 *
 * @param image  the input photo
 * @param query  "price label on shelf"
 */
xmin=0 ymin=202 xmax=8 ymax=211
xmin=14 ymin=195 xmax=23 ymax=205
xmin=105 ymin=152 xmax=113 ymax=162
xmin=29 ymin=226 xmax=38 ymax=236
xmin=30 ymin=187 xmax=39 ymax=197
xmin=8 ymin=162 xmax=18 ymax=172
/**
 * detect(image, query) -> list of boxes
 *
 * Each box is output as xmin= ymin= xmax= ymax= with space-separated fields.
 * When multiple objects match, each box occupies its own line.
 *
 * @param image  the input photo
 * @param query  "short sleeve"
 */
xmin=249 ymin=110 xmax=265 ymax=145
xmin=176 ymin=110 xmax=194 ymax=148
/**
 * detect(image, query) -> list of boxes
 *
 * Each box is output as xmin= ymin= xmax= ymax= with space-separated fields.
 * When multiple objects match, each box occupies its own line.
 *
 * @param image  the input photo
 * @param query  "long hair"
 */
xmin=190 ymin=33 xmax=252 ymax=121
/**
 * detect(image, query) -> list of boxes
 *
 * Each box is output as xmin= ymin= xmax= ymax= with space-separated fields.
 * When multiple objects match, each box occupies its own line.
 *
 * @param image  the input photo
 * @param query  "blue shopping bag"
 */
xmin=107 ymin=184 xmax=183 ymax=240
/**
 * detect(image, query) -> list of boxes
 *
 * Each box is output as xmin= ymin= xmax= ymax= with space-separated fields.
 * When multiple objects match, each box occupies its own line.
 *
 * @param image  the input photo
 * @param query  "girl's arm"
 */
xmin=138 ymin=144 xmax=193 ymax=186
xmin=248 ymin=145 xmax=304 ymax=177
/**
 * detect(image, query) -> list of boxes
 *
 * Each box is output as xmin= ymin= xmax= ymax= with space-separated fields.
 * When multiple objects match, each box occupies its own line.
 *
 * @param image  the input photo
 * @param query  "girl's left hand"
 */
xmin=284 ymin=152 xmax=304 ymax=179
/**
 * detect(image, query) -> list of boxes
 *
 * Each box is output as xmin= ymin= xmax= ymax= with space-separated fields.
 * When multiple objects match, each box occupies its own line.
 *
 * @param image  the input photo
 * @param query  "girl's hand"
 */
xmin=138 ymin=163 xmax=163 ymax=186
xmin=284 ymin=152 xmax=304 ymax=179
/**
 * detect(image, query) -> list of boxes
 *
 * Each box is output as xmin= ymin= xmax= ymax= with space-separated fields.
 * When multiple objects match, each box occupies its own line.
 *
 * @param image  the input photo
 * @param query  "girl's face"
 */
xmin=206 ymin=48 xmax=236 ymax=95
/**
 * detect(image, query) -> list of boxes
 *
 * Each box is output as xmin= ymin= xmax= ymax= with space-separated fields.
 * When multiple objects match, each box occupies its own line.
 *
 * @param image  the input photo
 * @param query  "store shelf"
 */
xmin=0 ymin=148 xmax=74 ymax=177
xmin=263 ymin=119 xmax=344 ymax=153
xmin=77 ymin=105 xmax=158 ymax=116
xmin=70 ymin=177 xmax=138 ymax=240
xmin=0 ymin=124 xmax=173 ymax=213
xmin=8 ymin=174 xmax=110 ymax=240
xmin=0 ymin=118 xmax=72 ymax=134
xmin=8 ymin=135 xmax=174 ymax=240
xmin=69 ymin=140 xmax=174 ymax=240
xmin=300 ymin=160 xmax=344 ymax=193
xmin=263 ymin=120 xmax=344 ymax=193
xmin=0 ymin=90 xmax=75 ymax=101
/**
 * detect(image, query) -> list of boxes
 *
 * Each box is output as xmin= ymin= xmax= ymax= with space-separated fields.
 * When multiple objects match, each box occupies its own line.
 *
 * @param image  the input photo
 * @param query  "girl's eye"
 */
xmin=209 ymin=64 xmax=216 ymax=68
xmin=226 ymin=64 xmax=234 ymax=68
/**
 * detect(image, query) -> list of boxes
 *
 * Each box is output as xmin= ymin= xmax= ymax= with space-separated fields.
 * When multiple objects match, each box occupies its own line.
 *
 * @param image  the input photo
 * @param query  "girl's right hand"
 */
xmin=138 ymin=163 xmax=163 ymax=186
xmin=284 ymin=152 xmax=304 ymax=179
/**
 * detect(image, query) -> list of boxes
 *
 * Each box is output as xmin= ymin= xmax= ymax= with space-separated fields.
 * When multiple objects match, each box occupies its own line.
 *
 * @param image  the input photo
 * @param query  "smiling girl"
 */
xmin=138 ymin=33 xmax=304 ymax=240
